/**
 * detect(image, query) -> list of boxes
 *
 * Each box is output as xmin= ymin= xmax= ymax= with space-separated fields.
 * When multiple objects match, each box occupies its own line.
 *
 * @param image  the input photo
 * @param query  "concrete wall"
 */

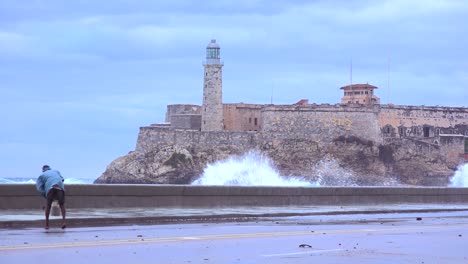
xmin=2 ymin=184 xmax=468 ymax=209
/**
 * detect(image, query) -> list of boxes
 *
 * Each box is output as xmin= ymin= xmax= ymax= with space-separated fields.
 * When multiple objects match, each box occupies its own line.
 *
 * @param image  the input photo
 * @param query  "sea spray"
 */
xmin=450 ymin=163 xmax=468 ymax=187
xmin=312 ymin=158 xmax=358 ymax=186
xmin=192 ymin=151 xmax=403 ymax=186
xmin=192 ymin=151 xmax=314 ymax=186
xmin=312 ymin=157 xmax=400 ymax=186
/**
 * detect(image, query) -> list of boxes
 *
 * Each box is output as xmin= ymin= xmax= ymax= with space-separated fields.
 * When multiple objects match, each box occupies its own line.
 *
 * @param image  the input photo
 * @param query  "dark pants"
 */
xmin=46 ymin=188 xmax=65 ymax=206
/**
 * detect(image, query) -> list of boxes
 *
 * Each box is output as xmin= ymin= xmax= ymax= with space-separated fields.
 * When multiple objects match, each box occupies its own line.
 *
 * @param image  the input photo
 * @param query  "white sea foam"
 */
xmin=312 ymin=158 xmax=359 ymax=186
xmin=192 ymin=151 xmax=315 ymax=186
xmin=192 ymin=151 xmax=404 ymax=186
xmin=449 ymin=163 xmax=468 ymax=187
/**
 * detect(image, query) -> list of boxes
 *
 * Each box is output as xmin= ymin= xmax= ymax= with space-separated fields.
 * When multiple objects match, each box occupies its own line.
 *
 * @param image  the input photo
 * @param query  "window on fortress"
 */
xmin=249 ymin=117 xmax=252 ymax=124
xmin=254 ymin=118 xmax=258 ymax=126
xmin=423 ymin=127 xmax=430 ymax=137
xmin=365 ymin=91 xmax=368 ymax=94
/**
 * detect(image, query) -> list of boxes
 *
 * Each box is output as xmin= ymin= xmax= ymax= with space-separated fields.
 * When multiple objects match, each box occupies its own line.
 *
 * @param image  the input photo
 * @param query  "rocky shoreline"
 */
xmin=95 ymin=135 xmax=454 ymax=186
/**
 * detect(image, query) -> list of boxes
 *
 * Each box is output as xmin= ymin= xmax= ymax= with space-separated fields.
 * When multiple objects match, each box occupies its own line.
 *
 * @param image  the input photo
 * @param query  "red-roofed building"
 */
xmin=294 ymin=99 xmax=309 ymax=105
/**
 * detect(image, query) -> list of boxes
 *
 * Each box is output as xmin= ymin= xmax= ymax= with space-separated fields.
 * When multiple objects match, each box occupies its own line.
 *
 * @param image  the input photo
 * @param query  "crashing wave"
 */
xmin=192 ymin=151 xmax=314 ymax=186
xmin=450 ymin=163 xmax=468 ymax=187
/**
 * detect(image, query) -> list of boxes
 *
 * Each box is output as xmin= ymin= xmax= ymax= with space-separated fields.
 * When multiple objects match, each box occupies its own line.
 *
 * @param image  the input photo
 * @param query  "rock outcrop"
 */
xmin=95 ymin=134 xmax=453 ymax=186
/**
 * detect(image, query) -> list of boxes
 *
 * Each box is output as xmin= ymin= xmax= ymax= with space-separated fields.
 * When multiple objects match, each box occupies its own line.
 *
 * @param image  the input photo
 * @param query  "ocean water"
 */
xmin=0 ymin=177 xmax=93 ymax=184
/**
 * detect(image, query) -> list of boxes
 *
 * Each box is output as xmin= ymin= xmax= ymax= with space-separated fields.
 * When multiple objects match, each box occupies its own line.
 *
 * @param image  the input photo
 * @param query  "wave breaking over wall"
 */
xmin=450 ymin=163 xmax=468 ymax=187
xmin=192 ymin=151 xmax=401 ymax=186
xmin=192 ymin=151 xmax=314 ymax=186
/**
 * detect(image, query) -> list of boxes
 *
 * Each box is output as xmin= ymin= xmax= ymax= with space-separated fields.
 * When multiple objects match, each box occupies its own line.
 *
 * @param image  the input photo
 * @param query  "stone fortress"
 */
xmin=95 ymin=40 xmax=468 ymax=186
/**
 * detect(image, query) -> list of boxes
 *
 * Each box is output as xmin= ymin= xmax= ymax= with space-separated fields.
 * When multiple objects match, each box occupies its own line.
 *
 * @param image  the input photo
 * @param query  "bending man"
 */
xmin=36 ymin=165 xmax=66 ymax=229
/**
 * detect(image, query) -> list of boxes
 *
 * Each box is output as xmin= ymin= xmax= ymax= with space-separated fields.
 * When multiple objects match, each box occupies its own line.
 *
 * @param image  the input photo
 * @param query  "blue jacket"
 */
xmin=36 ymin=169 xmax=65 ymax=198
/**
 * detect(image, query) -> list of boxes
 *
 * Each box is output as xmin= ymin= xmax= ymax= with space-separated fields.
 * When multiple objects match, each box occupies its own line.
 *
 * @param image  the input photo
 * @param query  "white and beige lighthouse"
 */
xmin=201 ymin=39 xmax=224 ymax=131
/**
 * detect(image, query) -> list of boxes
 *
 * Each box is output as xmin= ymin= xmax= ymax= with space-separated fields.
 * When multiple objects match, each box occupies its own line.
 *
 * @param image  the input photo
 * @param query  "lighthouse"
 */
xmin=201 ymin=39 xmax=224 ymax=131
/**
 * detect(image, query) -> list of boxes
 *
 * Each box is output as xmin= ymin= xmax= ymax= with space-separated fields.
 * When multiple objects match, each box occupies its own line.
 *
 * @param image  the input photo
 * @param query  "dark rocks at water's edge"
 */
xmin=94 ymin=135 xmax=454 ymax=186
xmin=94 ymin=149 xmax=203 ymax=184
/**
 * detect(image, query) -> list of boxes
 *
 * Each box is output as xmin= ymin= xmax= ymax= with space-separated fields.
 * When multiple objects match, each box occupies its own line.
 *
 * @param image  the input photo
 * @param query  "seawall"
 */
xmin=2 ymin=184 xmax=468 ymax=209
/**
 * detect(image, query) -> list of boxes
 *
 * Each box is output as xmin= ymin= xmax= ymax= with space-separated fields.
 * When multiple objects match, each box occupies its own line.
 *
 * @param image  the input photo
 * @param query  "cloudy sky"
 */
xmin=1 ymin=0 xmax=467 ymax=181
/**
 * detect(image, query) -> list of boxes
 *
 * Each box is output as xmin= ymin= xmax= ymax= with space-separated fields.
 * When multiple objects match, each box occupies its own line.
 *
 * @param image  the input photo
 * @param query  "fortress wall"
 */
xmin=439 ymin=135 xmax=466 ymax=168
xmin=377 ymin=105 xmax=468 ymax=167
xmin=170 ymin=114 xmax=201 ymax=130
xmin=260 ymin=105 xmax=382 ymax=143
xmin=137 ymin=104 xmax=467 ymax=171
xmin=165 ymin=104 xmax=201 ymax=123
xmin=223 ymin=103 xmax=263 ymax=131
xmin=136 ymin=126 xmax=258 ymax=153
xmin=378 ymin=105 xmax=468 ymax=135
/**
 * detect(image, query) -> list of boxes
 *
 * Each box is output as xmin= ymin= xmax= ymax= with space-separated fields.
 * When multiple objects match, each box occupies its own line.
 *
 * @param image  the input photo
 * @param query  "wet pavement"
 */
xmin=2 ymin=204 xmax=468 ymax=228
xmin=1 ymin=209 xmax=468 ymax=263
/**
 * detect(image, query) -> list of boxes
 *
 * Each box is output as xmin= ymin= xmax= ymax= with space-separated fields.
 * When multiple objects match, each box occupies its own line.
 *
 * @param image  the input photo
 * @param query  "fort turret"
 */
xmin=340 ymin=83 xmax=380 ymax=105
xmin=201 ymin=39 xmax=224 ymax=131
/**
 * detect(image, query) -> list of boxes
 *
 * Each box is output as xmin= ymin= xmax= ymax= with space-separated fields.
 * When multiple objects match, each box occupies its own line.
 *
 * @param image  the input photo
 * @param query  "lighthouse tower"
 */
xmin=201 ymin=39 xmax=224 ymax=131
